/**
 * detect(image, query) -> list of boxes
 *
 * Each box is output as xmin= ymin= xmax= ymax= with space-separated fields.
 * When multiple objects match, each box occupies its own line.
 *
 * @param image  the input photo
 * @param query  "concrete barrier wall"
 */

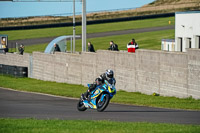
xmin=187 ymin=49 xmax=200 ymax=99
xmin=0 ymin=49 xmax=200 ymax=99
xmin=114 ymin=51 xmax=136 ymax=92
xmin=0 ymin=53 xmax=31 ymax=76
xmin=32 ymin=52 xmax=83 ymax=84
xmin=159 ymin=51 xmax=188 ymax=98
xmin=135 ymin=50 xmax=160 ymax=95
xmin=81 ymin=52 xmax=97 ymax=86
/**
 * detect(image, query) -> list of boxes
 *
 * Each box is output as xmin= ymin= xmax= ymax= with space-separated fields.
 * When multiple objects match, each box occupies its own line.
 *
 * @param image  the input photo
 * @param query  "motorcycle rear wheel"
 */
xmin=97 ymin=94 xmax=110 ymax=112
xmin=77 ymin=99 xmax=87 ymax=111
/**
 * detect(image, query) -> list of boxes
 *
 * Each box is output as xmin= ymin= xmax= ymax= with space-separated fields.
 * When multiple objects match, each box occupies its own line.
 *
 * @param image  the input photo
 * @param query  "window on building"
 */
xmin=199 ymin=36 xmax=200 ymax=49
xmin=189 ymin=38 xmax=192 ymax=48
xmin=168 ymin=44 xmax=169 ymax=51
xmin=178 ymin=38 xmax=183 ymax=52
xmin=199 ymin=37 xmax=200 ymax=49
xmin=186 ymin=38 xmax=192 ymax=48
xmin=195 ymin=36 xmax=200 ymax=49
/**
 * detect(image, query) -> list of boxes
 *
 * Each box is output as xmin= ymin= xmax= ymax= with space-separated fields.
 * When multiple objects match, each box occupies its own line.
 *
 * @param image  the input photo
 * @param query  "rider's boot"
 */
xmin=82 ymin=84 xmax=96 ymax=101
xmin=81 ymin=93 xmax=87 ymax=100
xmin=81 ymin=91 xmax=90 ymax=100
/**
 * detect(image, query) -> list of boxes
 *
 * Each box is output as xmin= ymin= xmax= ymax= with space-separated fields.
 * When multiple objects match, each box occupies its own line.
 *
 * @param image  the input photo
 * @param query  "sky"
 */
xmin=0 ymin=0 xmax=155 ymax=18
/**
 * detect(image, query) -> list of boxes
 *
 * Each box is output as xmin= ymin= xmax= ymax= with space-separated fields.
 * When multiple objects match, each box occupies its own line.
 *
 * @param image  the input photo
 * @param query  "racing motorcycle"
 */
xmin=77 ymin=79 xmax=116 ymax=112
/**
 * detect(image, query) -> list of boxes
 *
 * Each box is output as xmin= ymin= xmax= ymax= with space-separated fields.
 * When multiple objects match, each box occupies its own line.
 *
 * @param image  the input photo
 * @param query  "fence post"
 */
xmin=29 ymin=55 xmax=33 ymax=78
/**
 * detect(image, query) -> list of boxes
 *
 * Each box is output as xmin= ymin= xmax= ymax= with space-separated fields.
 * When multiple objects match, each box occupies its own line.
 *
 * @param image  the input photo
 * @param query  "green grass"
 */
xmin=0 ymin=75 xmax=86 ymax=98
xmin=8 ymin=43 xmax=48 ymax=53
xmin=84 ymin=29 xmax=175 ymax=51
xmin=24 ymin=43 xmax=48 ymax=53
xmin=0 ymin=75 xmax=200 ymax=110
xmin=17 ymin=29 xmax=174 ymax=53
xmin=0 ymin=119 xmax=200 ymax=133
xmin=0 ymin=17 xmax=175 ymax=40
xmin=112 ymin=91 xmax=200 ymax=110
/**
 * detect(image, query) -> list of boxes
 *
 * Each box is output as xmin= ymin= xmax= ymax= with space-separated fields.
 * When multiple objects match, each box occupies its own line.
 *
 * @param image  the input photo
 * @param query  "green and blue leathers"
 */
xmin=77 ymin=80 xmax=116 ymax=112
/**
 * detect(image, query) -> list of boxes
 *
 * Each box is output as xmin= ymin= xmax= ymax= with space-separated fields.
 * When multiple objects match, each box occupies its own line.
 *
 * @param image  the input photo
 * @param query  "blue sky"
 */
xmin=0 ymin=0 xmax=155 ymax=18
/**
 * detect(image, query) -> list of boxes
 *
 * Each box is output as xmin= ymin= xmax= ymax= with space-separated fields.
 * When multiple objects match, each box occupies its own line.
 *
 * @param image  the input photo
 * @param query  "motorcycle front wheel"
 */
xmin=77 ymin=99 xmax=87 ymax=111
xmin=97 ymin=94 xmax=110 ymax=112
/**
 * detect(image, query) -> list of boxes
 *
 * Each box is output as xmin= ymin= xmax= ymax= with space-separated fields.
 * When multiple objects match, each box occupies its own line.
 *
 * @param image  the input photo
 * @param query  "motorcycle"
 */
xmin=77 ymin=79 xmax=116 ymax=112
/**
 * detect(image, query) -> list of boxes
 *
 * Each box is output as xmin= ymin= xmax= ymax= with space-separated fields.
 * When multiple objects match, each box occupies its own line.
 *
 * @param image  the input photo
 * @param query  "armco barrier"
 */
xmin=0 ymin=49 xmax=199 ymax=99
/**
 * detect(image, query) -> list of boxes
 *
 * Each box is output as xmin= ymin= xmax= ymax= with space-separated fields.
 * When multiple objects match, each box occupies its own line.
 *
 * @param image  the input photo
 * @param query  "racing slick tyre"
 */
xmin=77 ymin=99 xmax=87 ymax=111
xmin=97 ymin=94 xmax=110 ymax=112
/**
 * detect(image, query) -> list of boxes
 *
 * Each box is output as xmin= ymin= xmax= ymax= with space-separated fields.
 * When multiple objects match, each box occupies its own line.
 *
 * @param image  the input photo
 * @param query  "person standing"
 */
xmin=127 ymin=38 xmax=138 ymax=53
xmin=108 ymin=41 xmax=119 ymax=51
xmin=131 ymin=38 xmax=139 ymax=49
xmin=88 ymin=41 xmax=95 ymax=52
xmin=53 ymin=43 xmax=61 ymax=53
xmin=18 ymin=44 xmax=24 ymax=55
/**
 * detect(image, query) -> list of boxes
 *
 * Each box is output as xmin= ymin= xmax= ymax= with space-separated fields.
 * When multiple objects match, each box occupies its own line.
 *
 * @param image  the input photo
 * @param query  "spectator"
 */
xmin=2 ymin=47 xmax=8 ymax=54
xmin=127 ymin=38 xmax=139 ymax=53
xmin=88 ymin=41 xmax=95 ymax=52
xmin=131 ymin=38 xmax=139 ymax=49
xmin=18 ymin=44 xmax=24 ymax=55
xmin=4 ymin=47 xmax=8 ymax=53
xmin=108 ymin=41 xmax=119 ymax=51
xmin=54 ymin=43 xmax=61 ymax=53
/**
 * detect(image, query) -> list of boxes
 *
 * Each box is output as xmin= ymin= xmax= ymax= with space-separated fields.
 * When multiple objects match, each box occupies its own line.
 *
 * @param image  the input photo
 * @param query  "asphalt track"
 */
xmin=0 ymin=88 xmax=200 ymax=124
xmin=8 ymin=25 xmax=174 ymax=48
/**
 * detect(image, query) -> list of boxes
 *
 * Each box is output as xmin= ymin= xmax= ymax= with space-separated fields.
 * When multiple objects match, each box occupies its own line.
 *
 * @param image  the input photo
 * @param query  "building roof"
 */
xmin=176 ymin=11 xmax=200 ymax=14
xmin=0 ymin=35 xmax=8 ymax=37
xmin=162 ymin=39 xmax=175 ymax=42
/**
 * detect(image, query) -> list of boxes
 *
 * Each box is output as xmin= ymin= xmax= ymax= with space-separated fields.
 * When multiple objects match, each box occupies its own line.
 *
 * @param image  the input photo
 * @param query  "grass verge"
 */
xmin=84 ymin=29 xmax=175 ymax=51
xmin=0 ymin=75 xmax=86 ymax=98
xmin=0 ymin=118 xmax=200 ymax=133
xmin=11 ymin=29 xmax=174 ymax=53
xmin=23 ymin=43 xmax=48 ymax=53
xmin=0 ymin=17 xmax=175 ymax=40
xmin=0 ymin=75 xmax=200 ymax=110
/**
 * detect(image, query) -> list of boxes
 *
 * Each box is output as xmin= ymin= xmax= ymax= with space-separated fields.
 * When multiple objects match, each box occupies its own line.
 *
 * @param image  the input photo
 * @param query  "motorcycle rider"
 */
xmin=83 ymin=69 xmax=116 ymax=100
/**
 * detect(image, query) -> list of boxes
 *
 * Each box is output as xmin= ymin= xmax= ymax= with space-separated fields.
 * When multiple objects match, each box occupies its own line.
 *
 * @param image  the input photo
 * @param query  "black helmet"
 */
xmin=106 ymin=69 xmax=114 ymax=80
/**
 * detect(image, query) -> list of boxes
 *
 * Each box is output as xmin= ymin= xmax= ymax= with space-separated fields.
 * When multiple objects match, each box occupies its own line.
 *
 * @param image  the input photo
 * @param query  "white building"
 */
xmin=161 ymin=39 xmax=175 ymax=51
xmin=175 ymin=11 xmax=200 ymax=52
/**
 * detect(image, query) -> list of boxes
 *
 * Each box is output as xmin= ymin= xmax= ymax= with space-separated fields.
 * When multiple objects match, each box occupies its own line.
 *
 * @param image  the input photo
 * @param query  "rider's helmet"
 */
xmin=106 ymin=69 xmax=114 ymax=80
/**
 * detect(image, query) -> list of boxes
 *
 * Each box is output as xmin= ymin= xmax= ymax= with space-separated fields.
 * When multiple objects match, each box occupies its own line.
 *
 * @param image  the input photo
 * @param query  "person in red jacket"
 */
xmin=127 ymin=38 xmax=139 ymax=53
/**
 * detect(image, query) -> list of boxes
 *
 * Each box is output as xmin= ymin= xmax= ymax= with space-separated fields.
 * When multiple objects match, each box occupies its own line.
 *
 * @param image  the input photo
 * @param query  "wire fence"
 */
xmin=0 ymin=2 xmax=200 ymax=28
